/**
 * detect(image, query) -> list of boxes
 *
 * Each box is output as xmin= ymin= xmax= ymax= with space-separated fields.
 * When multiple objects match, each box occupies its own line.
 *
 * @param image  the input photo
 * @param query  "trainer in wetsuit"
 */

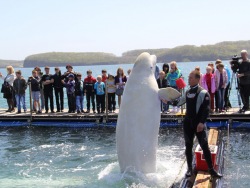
xmin=176 ymin=70 xmax=222 ymax=178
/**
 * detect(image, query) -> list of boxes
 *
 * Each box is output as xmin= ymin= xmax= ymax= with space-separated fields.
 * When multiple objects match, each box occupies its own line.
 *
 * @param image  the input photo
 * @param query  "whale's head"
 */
xmin=132 ymin=52 xmax=157 ymax=75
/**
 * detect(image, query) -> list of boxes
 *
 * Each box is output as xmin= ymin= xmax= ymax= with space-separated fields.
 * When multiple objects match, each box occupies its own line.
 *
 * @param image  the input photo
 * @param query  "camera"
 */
xmin=230 ymin=55 xmax=242 ymax=73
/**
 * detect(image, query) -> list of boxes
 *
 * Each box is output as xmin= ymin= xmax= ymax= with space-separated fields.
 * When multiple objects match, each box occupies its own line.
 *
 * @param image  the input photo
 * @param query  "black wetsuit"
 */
xmin=179 ymin=85 xmax=213 ymax=170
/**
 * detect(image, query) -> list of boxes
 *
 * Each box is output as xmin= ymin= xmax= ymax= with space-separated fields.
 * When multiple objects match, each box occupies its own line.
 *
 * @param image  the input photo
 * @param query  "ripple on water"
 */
xmin=0 ymin=128 xmax=250 ymax=187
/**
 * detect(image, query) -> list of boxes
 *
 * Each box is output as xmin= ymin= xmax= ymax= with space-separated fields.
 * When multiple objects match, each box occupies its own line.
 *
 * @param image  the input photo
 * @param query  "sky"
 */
xmin=0 ymin=0 xmax=250 ymax=60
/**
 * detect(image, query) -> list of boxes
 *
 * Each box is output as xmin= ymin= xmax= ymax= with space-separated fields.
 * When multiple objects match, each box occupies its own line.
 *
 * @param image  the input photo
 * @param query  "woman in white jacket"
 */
xmin=214 ymin=63 xmax=228 ymax=113
xmin=0 ymin=66 xmax=15 ymax=112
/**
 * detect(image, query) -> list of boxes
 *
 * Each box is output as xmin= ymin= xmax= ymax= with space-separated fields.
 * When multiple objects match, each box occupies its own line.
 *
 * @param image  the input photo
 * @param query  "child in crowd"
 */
xmin=28 ymin=70 xmax=42 ymax=114
xmin=34 ymin=67 xmax=45 ymax=111
xmin=13 ymin=70 xmax=27 ymax=113
xmin=94 ymin=75 xmax=105 ymax=114
xmin=166 ymin=61 xmax=182 ymax=113
xmin=75 ymin=73 xmax=84 ymax=114
xmin=84 ymin=70 xmax=96 ymax=113
xmin=63 ymin=64 xmax=77 ymax=112
xmin=157 ymin=71 xmax=169 ymax=113
xmin=127 ymin=69 xmax=132 ymax=79
xmin=202 ymin=66 xmax=216 ymax=113
xmin=208 ymin=62 xmax=215 ymax=73
xmin=162 ymin=63 xmax=169 ymax=75
xmin=115 ymin=68 xmax=127 ymax=107
xmin=62 ymin=74 xmax=76 ymax=113
xmin=215 ymin=63 xmax=228 ymax=113
xmin=101 ymin=69 xmax=108 ymax=83
xmin=195 ymin=66 xmax=203 ymax=86
xmin=107 ymin=74 xmax=116 ymax=113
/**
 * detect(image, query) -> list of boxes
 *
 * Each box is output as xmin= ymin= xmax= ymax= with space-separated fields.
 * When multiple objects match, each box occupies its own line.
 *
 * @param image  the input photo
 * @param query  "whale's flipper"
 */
xmin=158 ymin=87 xmax=181 ymax=101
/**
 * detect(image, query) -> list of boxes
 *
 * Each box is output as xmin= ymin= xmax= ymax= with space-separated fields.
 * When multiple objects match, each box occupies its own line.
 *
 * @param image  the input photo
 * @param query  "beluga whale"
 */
xmin=116 ymin=52 xmax=180 ymax=173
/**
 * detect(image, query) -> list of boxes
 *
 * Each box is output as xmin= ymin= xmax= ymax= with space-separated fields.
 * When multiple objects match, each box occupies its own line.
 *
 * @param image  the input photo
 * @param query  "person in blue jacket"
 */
xmin=94 ymin=75 xmax=106 ymax=114
xmin=166 ymin=61 xmax=182 ymax=113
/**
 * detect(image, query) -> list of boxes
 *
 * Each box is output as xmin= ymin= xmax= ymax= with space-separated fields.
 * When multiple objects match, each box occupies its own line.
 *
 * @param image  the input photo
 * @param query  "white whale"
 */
xmin=116 ymin=52 xmax=180 ymax=173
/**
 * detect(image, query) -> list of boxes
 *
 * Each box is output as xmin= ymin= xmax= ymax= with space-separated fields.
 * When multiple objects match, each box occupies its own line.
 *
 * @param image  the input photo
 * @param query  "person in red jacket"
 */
xmin=84 ymin=70 xmax=96 ymax=113
xmin=101 ymin=69 xmax=108 ymax=83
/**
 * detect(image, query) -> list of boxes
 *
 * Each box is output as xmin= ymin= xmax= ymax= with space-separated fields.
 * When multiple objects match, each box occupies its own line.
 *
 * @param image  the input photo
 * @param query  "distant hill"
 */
xmin=123 ymin=40 xmax=250 ymax=63
xmin=157 ymin=41 xmax=250 ymax=62
xmin=0 ymin=59 xmax=23 ymax=68
xmin=2 ymin=40 xmax=250 ymax=68
xmin=23 ymin=52 xmax=120 ymax=68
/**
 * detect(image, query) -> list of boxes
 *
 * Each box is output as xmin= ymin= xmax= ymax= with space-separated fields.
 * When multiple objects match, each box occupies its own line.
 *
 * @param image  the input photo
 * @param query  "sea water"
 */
xmin=0 ymin=60 xmax=241 ymax=109
xmin=0 ymin=127 xmax=249 ymax=187
xmin=0 ymin=61 xmax=249 ymax=187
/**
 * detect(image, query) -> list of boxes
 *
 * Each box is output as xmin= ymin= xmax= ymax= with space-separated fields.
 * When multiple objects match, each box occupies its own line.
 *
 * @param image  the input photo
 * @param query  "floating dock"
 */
xmin=0 ymin=108 xmax=250 ymax=128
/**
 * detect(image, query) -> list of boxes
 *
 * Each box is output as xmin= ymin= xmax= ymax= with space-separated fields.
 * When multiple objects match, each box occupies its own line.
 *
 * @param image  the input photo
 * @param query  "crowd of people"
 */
xmin=0 ymin=64 xmax=129 ymax=114
xmin=0 ymin=50 xmax=249 ymax=114
xmin=158 ymin=50 xmax=250 ymax=114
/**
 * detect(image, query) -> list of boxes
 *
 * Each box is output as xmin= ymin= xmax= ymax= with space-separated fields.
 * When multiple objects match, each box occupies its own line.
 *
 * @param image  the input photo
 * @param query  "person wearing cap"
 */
xmin=84 ymin=70 xmax=96 ymax=113
xmin=62 ymin=73 xmax=76 ymax=113
xmin=53 ymin=67 xmax=64 ymax=112
xmin=41 ymin=66 xmax=55 ymax=113
xmin=237 ymin=50 xmax=250 ymax=112
xmin=75 ymin=73 xmax=84 ymax=114
xmin=13 ymin=70 xmax=27 ymax=113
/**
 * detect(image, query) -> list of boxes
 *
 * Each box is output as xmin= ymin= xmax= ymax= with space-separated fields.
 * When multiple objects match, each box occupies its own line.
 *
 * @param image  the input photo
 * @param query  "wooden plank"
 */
xmin=193 ymin=171 xmax=210 ymax=188
xmin=207 ymin=129 xmax=214 ymax=144
xmin=209 ymin=128 xmax=218 ymax=145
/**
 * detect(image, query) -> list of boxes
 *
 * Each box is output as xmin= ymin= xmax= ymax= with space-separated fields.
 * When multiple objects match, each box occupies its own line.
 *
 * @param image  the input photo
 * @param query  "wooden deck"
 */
xmin=0 ymin=107 xmax=250 ymax=128
xmin=0 ymin=107 xmax=249 ymax=121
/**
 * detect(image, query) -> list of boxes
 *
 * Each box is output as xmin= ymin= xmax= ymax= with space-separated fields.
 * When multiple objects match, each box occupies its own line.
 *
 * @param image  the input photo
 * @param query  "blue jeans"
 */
xmin=15 ymin=94 xmax=27 ymax=112
xmin=76 ymin=94 xmax=84 ymax=111
xmin=217 ymin=88 xmax=225 ymax=110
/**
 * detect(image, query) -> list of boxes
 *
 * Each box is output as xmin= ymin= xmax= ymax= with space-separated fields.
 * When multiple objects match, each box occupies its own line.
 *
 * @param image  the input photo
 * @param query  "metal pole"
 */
xmin=105 ymin=81 xmax=108 ymax=122
xmin=28 ymin=83 xmax=33 ymax=122
xmin=181 ymin=88 xmax=184 ymax=114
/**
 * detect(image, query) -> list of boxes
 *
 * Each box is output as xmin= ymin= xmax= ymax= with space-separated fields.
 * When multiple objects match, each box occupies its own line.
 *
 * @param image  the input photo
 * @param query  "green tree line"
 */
xmin=1 ymin=40 xmax=249 ymax=68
